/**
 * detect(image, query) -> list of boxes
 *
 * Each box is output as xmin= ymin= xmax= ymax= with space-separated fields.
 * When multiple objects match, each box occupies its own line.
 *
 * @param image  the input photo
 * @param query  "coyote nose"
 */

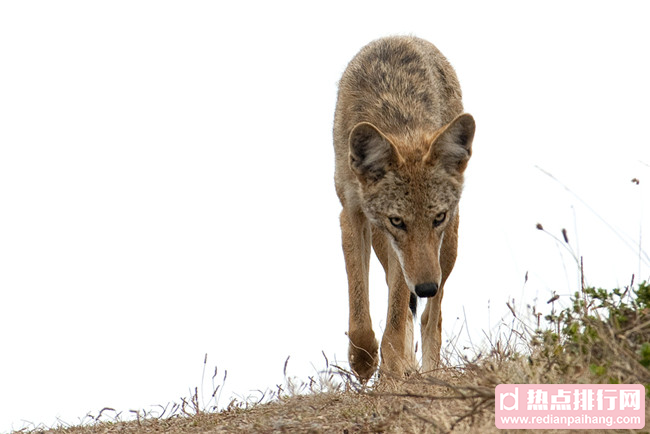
xmin=415 ymin=282 xmax=438 ymax=298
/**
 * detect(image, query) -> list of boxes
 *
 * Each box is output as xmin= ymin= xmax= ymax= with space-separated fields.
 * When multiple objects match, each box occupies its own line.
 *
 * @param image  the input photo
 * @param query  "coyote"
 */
xmin=333 ymin=36 xmax=475 ymax=380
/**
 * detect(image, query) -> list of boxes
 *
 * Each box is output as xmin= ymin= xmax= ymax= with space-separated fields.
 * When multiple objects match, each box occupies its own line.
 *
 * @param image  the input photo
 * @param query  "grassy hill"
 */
xmin=27 ymin=280 xmax=650 ymax=433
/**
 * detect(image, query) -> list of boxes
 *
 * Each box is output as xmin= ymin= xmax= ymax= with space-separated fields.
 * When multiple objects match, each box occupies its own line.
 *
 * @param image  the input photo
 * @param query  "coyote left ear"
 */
xmin=426 ymin=113 xmax=475 ymax=173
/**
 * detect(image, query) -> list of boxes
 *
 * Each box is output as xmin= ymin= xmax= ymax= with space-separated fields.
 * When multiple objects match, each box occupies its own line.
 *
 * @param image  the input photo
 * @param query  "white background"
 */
xmin=1 ymin=1 xmax=649 ymax=431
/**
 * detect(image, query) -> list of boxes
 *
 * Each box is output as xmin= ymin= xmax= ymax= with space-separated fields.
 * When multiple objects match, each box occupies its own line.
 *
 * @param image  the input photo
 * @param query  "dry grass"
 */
xmin=21 ymin=288 xmax=650 ymax=434
xmin=24 ymin=355 xmax=649 ymax=434
xmin=23 ymin=364 xmax=500 ymax=434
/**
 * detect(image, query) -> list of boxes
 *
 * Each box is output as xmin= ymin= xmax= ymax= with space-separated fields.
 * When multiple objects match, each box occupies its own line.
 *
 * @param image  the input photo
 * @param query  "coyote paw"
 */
xmin=379 ymin=358 xmax=417 ymax=379
xmin=380 ymin=342 xmax=417 ymax=379
xmin=348 ymin=332 xmax=379 ymax=381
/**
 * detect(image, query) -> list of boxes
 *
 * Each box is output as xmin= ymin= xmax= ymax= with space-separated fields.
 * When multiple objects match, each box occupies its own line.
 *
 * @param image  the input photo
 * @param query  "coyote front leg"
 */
xmin=340 ymin=208 xmax=378 ymax=380
xmin=371 ymin=228 xmax=417 ymax=377
xmin=382 ymin=250 xmax=418 ymax=376
xmin=421 ymin=290 xmax=443 ymax=371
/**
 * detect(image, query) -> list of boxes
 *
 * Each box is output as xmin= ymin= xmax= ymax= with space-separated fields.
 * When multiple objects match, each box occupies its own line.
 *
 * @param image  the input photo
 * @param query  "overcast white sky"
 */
xmin=1 ymin=1 xmax=649 ymax=431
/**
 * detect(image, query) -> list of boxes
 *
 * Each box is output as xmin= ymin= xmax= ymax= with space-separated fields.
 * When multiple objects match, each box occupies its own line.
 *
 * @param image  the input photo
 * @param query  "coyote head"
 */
xmin=348 ymin=114 xmax=475 ymax=298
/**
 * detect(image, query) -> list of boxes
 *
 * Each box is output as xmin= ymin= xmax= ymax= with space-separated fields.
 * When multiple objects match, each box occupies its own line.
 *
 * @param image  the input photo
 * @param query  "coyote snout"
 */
xmin=415 ymin=283 xmax=438 ymax=298
xmin=333 ymin=36 xmax=475 ymax=380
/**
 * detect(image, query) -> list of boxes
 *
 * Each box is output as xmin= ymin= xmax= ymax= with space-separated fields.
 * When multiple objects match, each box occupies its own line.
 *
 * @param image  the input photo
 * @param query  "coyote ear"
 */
xmin=349 ymin=122 xmax=399 ymax=183
xmin=426 ymin=113 xmax=475 ymax=173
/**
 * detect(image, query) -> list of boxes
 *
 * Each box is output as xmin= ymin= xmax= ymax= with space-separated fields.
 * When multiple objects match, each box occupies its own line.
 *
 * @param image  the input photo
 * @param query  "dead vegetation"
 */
xmin=17 ymin=273 xmax=649 ymax=434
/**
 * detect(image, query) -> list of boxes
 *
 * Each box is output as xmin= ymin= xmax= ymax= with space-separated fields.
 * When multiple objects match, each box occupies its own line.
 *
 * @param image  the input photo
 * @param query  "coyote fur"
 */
xmin=333 ymin=36 xmax=475 ymax=380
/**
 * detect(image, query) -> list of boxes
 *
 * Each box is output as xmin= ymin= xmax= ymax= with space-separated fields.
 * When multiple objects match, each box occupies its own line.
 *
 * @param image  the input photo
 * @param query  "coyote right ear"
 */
xmin=348 ymin=122 xmax=399 ymax=183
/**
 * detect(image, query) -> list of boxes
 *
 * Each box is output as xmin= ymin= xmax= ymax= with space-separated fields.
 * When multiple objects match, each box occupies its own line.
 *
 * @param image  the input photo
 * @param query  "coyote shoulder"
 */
xmin=333 ymin=36 xmax=475 ymax=380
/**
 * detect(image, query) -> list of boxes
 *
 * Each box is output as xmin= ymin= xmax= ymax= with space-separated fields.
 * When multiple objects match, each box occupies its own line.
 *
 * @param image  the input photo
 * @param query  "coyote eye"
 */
xmin=433 ymin=212 xmax=446 ymax=228
xmin=389 ymin=217 xmax=406 ymax=230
